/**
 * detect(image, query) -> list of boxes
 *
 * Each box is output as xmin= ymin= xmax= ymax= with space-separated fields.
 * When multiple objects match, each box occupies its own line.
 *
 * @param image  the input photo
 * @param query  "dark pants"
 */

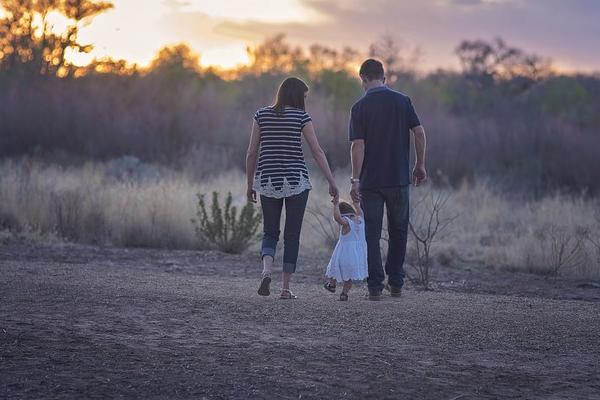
xmin=260 ymin=190 xmax=309 ymax=273
xmin=361 ymin=186 xmax=410 ymax=292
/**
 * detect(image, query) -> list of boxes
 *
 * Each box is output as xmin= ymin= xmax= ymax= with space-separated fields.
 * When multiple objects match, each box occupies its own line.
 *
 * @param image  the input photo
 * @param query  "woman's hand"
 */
xmin=329 ymin=182 xmax=339 ymax=202
xmin=247 ymin=186 xmax=257 ymax=203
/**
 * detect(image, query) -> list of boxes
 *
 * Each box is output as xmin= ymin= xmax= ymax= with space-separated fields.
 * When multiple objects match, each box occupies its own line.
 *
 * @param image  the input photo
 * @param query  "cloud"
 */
xmin=215 ymin=0 xmax=600 ymax=71
xmin=449 ymin=0 xmax=510 ymax=6
xmin=91 ymin=0 xmax=598 ymax=70
xmin=160 ymin=11 xmax=235 ymax=48
xmin=162 ymin=0 xmax=191 ymax=11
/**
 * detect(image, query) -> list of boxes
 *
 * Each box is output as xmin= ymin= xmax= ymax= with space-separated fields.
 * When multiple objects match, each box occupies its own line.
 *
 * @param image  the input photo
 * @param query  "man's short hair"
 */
xmin=359 ymin=59 xmax=385 ymax=81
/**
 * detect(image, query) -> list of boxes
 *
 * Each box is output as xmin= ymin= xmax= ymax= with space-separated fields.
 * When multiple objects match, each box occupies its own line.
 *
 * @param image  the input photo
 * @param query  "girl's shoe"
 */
xmin=339 ymin=292 xmax=348 ymax=301
xmin=279 ymin=289 xmax=297 ymax=300
xmin=257 ymin=273 xmax=271 ymax=296
xmin=323 ymin=282 xmax=336 ymax=293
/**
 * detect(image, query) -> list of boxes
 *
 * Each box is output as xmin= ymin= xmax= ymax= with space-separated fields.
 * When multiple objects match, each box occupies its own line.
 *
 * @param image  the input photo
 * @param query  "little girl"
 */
xmin=324 ymin=198 xmax=368 ymax=301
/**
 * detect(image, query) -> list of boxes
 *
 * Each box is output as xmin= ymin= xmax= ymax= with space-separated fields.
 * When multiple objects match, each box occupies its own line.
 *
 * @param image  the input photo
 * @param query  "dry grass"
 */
xmin=0 ymin=159 xmax=244 ymax=249
xmin=1 ymin=158 xmax=598 ymax=279
xmin=444 ymin=181 xmax=599 ymax=279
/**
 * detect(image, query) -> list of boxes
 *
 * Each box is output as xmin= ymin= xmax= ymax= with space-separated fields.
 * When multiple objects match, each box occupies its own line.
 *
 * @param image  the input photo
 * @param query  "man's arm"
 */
xmin=411 ymin=125 xmax=427 ymax=186
xmin=350 ymin=139 xmax=364 ymax=202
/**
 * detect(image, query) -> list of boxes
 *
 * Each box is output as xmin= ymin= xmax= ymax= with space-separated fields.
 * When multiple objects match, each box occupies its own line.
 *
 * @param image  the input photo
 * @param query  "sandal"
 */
xmin=323 ymin=282 xmax=336 ymax=293
xmin=257 ymin=273 xmax=271 ymax=296
xmin=339 ymin=292 xmax=348 ymax=301
xmin=279 ymin=289 xmax=297 ymax=300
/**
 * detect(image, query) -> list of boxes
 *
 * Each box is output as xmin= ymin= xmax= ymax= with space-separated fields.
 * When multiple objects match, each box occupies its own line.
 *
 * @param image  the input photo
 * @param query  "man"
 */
xmin=349 ymin=59 xmax=427 ymax=301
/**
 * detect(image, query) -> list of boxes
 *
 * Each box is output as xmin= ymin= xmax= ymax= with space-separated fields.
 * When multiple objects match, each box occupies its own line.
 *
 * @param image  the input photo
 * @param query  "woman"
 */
xmin=246 ymin=77 xmax=338 ymax=299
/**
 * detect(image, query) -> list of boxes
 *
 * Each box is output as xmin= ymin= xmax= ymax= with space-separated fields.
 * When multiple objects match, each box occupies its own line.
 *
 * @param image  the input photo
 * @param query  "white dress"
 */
xmin=325 ymin=216 xmax=368 ymax=282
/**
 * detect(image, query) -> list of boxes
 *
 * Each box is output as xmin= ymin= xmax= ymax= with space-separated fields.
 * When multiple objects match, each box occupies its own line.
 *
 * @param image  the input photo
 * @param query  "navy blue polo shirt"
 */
xmin=349 ymin=86 xmax=421 ymax=189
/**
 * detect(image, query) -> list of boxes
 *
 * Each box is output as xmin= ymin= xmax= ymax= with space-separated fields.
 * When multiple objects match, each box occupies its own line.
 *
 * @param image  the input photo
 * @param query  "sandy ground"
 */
xmin=1 ymin=243 xmax=599 ymax=400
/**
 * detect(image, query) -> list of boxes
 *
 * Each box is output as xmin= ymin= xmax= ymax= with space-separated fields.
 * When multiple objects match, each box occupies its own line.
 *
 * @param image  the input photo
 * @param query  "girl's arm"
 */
xmin=333 ymin=198 xmax=351 ymax=234
xmin=302 ymin=121 xmax=339 ymax=201
xmin=245 ymin=120 xmax=260 ymax=203
xmin=353 ymin=201 xmax=364 ymax=218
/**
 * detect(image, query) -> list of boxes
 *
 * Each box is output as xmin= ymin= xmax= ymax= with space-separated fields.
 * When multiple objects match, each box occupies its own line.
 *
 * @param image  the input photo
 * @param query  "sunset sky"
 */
xmin=68 ymin=0 xmax=600 ymax=72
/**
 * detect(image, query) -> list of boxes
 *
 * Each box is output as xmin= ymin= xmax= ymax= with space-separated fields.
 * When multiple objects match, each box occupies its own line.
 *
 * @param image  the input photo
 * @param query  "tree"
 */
xmin=76 ymin=57 xmax=138 ymax=76
xmin=148 ymin=43 xmax=201 ymax=78
xmin=308 ymin=44 xmax=360 ymax=76
xmin=368 ymin=34 xmax=420 ymax=84
xmin=455 ymin=37 xmax=552 ymax=89
xmin=0 ymin=0 xmax=113 ymax=77
xmin=245 ymin=34 xmax=307 ymax=75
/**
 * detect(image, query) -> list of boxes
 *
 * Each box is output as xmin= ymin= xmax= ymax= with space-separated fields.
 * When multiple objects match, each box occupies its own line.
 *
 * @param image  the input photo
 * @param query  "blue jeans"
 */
xmin=260 ymin=190 xmax=309 ymax=273
xmin=361 ymin=186 xmax=410 ymax=292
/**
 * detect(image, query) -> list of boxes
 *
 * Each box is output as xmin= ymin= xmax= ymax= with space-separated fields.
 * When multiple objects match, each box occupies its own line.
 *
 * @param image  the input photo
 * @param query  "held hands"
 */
xmin=350 ymin=181 xmax=361 ymax=203
xmin=412 ymin=163 xmax=427 ymax=186
xmin=329 ymin=182 xmax=339 ymax=203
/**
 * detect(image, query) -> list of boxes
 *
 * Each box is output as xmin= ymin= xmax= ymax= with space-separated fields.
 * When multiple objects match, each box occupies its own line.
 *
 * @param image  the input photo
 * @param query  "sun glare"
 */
xmin=61 ymin=0 xmax=321 ymax=70
xmin=200 ymin=45 xmax=250 ymax=69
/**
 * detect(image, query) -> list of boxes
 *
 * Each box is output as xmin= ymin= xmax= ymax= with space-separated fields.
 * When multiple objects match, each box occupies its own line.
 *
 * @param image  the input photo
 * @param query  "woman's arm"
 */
xmin=245 ymin=120 xmax=261 ymax=203
xmin=302 ymin=121 xmax=339 ymax=200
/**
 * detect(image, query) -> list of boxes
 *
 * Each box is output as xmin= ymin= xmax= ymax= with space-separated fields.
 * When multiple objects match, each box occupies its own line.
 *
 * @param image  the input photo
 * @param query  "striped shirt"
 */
xmin=253 ymin=106 xmax=312 ymax=198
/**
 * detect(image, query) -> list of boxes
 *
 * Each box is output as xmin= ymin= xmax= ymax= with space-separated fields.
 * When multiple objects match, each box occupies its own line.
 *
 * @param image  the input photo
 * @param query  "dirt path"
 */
xmin=1 ymin=243 xmax=599 ymax=399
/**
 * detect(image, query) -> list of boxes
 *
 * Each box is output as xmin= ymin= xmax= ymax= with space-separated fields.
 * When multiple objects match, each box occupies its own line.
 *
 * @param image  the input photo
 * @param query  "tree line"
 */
xmin=1 ymin=0 xmax=599 ymax=196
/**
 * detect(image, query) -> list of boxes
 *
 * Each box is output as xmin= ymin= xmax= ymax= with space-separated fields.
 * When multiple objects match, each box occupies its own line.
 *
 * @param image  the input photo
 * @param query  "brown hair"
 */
xmin=359 ymin=58 xmax=385 ymax=81
xmin=273 ymin=77 xmax=309 ymax=114
xmin=338 ymin=201 xmax=356 ymax=216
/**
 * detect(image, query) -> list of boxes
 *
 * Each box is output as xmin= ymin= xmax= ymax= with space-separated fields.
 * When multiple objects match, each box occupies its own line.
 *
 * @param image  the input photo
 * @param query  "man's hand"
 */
xmin=350 ymin=181 xmax=361 ymax=203
xmin=412 ymin=164 xmax=427 ymax=186
xmin=247 ymin=186 xmax=257 ymax=203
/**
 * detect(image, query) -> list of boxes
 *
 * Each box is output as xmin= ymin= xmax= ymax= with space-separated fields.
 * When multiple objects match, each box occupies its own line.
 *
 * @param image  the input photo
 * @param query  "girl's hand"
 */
xmin=247 ymin=186 xmax=257 ymax=203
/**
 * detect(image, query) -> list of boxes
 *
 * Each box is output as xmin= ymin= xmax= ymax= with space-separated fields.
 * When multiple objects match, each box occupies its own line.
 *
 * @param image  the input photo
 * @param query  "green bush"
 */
xmin=192 ymin=192 xmax=262 ymax=254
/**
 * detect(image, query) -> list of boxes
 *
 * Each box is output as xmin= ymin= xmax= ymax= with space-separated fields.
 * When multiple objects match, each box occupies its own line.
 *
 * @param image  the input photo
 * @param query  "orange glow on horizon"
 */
xmin=2 ymin=0 xmax=598 ymax=74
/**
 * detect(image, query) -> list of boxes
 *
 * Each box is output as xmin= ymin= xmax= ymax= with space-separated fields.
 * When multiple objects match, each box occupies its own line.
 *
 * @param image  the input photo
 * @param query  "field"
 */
xmin=2 ymin=1 xmax=600 ymax=398
xmin=1 ymin=242 xmax=599 ymax=399
xmin=2 ymin=158 xmax=600 ymax=399
xmin=1 ymin=159 xmax=599 ymax=280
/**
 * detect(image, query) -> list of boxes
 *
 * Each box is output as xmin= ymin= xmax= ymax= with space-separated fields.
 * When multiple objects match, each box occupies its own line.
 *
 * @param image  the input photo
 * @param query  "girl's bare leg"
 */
xmin=342 ymin=280 xmax=353 ymax=294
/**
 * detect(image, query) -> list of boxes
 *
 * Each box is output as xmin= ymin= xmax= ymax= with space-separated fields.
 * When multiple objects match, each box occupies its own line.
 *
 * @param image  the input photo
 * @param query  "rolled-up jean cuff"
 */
xmin=261 ymin=247 xmax=275 ymax=259
xmin=283 ymin=262 xmax=296 ymax=273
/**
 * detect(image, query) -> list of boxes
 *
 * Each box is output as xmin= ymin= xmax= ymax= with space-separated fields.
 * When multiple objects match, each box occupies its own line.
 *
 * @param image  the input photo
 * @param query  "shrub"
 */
xmin=588 ymin=214 xmax=600 ymax=267
xmin=408 ymin=188 xmax=458 ymax=289
xmin=536 ymin=224 xmax=586 ymax=277
xmin=306 ymin=205 xmax=338 ymax=251
xmin=192 ymin=192 xmax=262 ymax=254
